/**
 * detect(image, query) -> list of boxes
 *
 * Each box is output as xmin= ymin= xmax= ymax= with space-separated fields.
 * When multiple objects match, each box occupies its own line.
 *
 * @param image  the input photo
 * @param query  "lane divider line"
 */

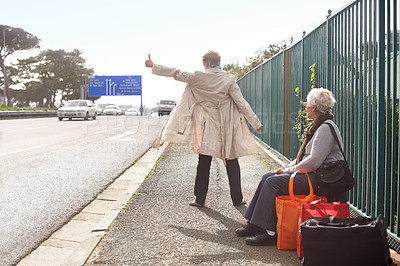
xmin=7 ymin=127 xmax=49 ymax=133
xmin=110 ymin=132 xmax=137 ymax=142
xmin=0 ymin=144 xmax=47 ymax=157
xmin=95 ymin=127 xmax=124 ymax=134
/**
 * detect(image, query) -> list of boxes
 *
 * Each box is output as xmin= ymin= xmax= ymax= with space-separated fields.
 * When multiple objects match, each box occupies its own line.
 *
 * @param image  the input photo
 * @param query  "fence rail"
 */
xmin=238 ymin=0 xmax=400 ymax=251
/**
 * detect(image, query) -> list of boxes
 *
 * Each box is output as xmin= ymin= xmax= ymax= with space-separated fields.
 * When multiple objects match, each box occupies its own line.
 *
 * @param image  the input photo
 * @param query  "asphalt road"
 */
xmin=0 ymin=115 xmax=165 ymax=265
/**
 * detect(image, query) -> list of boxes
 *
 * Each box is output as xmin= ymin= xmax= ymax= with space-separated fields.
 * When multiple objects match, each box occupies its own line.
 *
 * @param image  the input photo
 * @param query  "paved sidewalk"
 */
xmin=85 ymin=142 xmax=301 ymax=265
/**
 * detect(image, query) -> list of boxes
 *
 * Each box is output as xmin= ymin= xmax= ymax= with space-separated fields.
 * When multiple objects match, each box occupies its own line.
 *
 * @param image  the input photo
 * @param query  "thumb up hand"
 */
xmin=145 ymin=54 xmax=153 ymax=68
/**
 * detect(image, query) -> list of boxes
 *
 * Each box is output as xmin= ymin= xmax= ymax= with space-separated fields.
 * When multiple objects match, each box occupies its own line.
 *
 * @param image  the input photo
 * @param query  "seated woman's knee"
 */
xmin=261 ymin=172 xmax=275 ymax=183
xmin=262 ymin=173 xmax=286 ymax=189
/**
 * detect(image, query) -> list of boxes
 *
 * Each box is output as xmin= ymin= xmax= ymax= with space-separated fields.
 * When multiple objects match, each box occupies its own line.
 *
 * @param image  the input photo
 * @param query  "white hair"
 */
xmin=306 ymin=88 xmax=336 ymax=114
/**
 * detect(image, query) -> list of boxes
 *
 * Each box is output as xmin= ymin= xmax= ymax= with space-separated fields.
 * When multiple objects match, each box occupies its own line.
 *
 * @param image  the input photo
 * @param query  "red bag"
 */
xmin=297 ymin=200 xmax=351 ymax=258
xmin=276 ymin=169 xmax=327 ymax=250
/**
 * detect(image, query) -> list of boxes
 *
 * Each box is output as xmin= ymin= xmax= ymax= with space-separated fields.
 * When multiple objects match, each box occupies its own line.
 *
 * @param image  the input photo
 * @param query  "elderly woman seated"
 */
xmin=236 ymin=88 xmax=346 ymax=246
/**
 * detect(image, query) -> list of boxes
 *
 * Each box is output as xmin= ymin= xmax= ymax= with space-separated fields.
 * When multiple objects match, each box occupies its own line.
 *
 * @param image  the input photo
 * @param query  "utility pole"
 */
xmin=2 ymin=28 xmax=10 ymax=106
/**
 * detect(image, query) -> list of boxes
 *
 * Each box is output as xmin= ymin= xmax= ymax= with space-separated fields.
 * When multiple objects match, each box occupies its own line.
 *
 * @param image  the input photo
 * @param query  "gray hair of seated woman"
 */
xmin=306 ymin=88 xmax=336 ymax=115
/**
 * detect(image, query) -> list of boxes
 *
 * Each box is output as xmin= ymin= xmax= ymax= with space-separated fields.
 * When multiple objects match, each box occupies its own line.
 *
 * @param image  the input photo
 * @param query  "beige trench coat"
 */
xmin=152 ymin=64 xmax=262 ymax=161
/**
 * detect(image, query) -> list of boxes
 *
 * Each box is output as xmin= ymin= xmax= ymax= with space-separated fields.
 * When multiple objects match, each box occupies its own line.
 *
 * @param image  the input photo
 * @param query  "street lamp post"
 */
xmin=2 ymin=28 xmax=10 ymax=106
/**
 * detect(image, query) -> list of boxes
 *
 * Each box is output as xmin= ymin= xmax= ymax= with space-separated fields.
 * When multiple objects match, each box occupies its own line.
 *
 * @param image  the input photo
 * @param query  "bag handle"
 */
xmin=308 ymin=201 xmax=343 ymax=209
xmin=309 ymin=199 xmax=329 ymax=205
xmin=289 ymin=169 xmax=314 ymax=204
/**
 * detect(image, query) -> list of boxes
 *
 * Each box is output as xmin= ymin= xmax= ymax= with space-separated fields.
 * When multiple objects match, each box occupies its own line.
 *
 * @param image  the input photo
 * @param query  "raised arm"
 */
xmin=145 ymin=54 xmax=195 ymax=83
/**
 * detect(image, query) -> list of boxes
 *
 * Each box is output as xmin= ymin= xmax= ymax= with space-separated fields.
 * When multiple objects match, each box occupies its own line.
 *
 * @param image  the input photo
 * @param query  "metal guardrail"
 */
xmin=0 ymin=110 xmax=57 ymax=120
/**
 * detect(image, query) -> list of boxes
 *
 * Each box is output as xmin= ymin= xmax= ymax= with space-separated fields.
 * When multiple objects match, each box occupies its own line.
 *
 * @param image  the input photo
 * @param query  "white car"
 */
xmin=94 ymin=104 xmax=103 ymax=115
xmin=103 ymin=105 xmax=122 ymax=115
xmin=157 ymin=100 xmax=176 ymax=116
xmin=125 ymin=108 xmax=141 ymax=116
xmin=57 ymin=100 xmax=97 ymax=121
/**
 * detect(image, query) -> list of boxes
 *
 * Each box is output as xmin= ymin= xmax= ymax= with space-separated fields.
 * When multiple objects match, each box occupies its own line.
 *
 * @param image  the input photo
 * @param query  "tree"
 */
xmin=223 ymin=37 xmax=294 ymax=79
xmin=14 ymin=49 xmax=96 ymax=107
xmin=223 ymin=62 xmax=251 ymax=79
xmin=0 ymin=25 xmax=40 ymax=106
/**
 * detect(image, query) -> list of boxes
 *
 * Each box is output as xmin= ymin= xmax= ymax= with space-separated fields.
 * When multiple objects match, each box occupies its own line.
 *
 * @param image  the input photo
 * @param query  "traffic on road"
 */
xmin=0 ymin=115 xmax=165 ymax=265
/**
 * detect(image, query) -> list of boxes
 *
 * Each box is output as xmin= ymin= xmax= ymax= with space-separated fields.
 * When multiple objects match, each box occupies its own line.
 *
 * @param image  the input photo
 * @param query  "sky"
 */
xmin=1 ymin=0 xmax=352 ymax=107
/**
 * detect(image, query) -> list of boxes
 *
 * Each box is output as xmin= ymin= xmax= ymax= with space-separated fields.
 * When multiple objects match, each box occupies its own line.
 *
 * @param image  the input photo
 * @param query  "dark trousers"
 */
xmin=244 ymin=171 xmax=317 ymax=231
xmin=194 ymin=154 xmax=243 ymax=205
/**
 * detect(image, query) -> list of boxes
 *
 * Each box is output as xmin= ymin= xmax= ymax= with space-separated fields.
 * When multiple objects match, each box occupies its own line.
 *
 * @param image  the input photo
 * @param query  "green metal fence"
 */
xmin=238 ymin=0 xmax=400 ymax=251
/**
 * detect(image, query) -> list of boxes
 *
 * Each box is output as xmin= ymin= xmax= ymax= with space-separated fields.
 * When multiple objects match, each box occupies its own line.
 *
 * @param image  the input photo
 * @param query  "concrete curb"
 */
xmin=17 ymin=142 xmax=169 ymax=266
xmin=254 ymin=139 xmax=287 ymax=167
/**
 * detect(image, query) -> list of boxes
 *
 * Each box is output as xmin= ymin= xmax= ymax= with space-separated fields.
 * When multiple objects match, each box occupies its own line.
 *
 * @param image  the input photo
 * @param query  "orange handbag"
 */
xmin=275 ymin=169 xmax=327 ymax=250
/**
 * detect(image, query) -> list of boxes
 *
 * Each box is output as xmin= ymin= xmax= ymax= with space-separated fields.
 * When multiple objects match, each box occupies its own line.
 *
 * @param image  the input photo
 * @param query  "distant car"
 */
xmin=57 ymin=100 xmax=97 ymax=121
xmin=94 ymin=104 xmax=103 ymax=115
xmin=157 ymin=100 xmax=176 ymax=116
xmin=125 ymin=108 xmax=141 ymax=116
xmin=103 ymin=105 xmax=121 ymax=115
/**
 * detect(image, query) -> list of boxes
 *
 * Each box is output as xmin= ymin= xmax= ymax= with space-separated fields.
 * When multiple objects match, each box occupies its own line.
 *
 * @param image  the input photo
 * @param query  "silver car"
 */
xmin=125 ymin=108 xmax=141 ymax=116
xmin=103 ymin=105 xmax=122 ymax=115
xmin=57 ymin=100 xmax=97 ymax=121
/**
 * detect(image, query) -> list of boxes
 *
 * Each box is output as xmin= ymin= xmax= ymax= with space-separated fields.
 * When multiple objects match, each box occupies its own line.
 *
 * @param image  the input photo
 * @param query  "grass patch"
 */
xmin=0 ymin=104 xmax=57 ymax=111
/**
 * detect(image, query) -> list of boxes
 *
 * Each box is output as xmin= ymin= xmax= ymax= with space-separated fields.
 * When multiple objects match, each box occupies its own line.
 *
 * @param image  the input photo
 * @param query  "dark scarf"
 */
xmin=295 ymin=113 xmax=334 ymax=164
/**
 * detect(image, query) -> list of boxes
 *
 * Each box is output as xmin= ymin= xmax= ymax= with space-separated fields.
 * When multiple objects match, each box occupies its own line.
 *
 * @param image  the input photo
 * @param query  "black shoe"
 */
xmin=235 ymin=223 xmax=263 ymax=237
xmin=233 ymin=200 xmax=247 ymax=206
xmin=245 ymin=231 xmax=277 ymax=246
xmin=189 ymin=201 xmax=204 ymax=207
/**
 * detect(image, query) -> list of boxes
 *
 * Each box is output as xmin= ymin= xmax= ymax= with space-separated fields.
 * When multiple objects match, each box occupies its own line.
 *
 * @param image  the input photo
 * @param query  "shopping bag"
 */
xmin=300 ymin=215 xmax=392 ymax=266
xmin=297 ymin=200 xmax=351 ymax=258
xmin=275 ymin=169 xmax=327 ymax=250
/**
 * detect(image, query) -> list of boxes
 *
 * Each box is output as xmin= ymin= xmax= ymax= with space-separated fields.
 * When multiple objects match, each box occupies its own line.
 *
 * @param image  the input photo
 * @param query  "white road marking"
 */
xmin=95 ymin=127 xmax=124 ymax=134
xmin=110 ymin=132 xmax=137 ymax=142
xmin=7 ymin=126 xmax=48 ymax=133
xmin=0 ymin=144 xmax=47 ymax=157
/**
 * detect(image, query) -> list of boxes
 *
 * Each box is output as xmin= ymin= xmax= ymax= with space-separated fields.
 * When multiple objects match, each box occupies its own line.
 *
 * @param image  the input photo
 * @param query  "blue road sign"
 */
xmin=88 ymin=76 xmax=142 ymax=96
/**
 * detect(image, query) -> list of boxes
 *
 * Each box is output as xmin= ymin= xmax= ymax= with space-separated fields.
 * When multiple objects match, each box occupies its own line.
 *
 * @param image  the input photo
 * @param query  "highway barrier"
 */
xmin=0 ymin=110 xmax=57 ymax=120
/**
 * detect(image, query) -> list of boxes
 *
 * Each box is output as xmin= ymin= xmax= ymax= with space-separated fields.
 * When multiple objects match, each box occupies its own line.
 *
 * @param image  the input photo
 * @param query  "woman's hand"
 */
xmin=145 ymin=54 xmax=153 ymax=68
xmin=274 ymin=167 xmax=284 ymax=175
xmin=255 ymin=125 xmax=263 ymax=132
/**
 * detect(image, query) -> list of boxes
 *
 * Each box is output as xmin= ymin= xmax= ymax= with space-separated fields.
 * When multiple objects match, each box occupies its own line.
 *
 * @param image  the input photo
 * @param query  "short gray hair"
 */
xmin=306 ymin=88 xmax=336 ymax=114
xmin=202 ymin=50 xmax=221 ymax=68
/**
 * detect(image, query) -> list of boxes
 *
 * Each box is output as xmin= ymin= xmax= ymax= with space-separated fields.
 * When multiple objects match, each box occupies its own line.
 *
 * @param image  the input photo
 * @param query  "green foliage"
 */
xmin=310 ymin=64 xmax=317 ymax=88
xmin=0 ymin=105 xmax=55 ymax=111
xmin=223 ymin=37 xmax=294 ymax=78
xmin=0 ymin=25 xmax=40 ymax=58
xmin=223 ymin=62 xmax=250 ymax=79
xmin=293 ymin=64 xmax=316 ymax=141
xmin=12 ymin=49 xmax=95 ymax=107
xmin=1 ymin=25 xmax=41 ymax=106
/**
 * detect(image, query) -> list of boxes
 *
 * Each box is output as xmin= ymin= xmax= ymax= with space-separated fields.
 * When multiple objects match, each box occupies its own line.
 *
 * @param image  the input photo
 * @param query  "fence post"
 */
xmin=375 ymin=0 xmax=385 ymax=217
xmin=326 ymin=10 xmax=332 ymax=90
xmin=300 ymin=31 xmax=306 ymax=138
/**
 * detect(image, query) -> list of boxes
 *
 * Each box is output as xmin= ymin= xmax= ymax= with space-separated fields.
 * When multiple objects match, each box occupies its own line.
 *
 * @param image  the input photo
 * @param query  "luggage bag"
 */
xmin=297 ymin=200 xmax=351 ymax=259
xmin=300 ymin=214 xmax=392 ymax=266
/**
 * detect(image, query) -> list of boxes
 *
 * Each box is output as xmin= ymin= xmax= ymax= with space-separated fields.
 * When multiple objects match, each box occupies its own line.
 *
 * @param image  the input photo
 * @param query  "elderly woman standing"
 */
xmin=145 ymin=51 xmax=263 ymax=207
xmin=236 ymin=88 xmax=345 ymax=246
